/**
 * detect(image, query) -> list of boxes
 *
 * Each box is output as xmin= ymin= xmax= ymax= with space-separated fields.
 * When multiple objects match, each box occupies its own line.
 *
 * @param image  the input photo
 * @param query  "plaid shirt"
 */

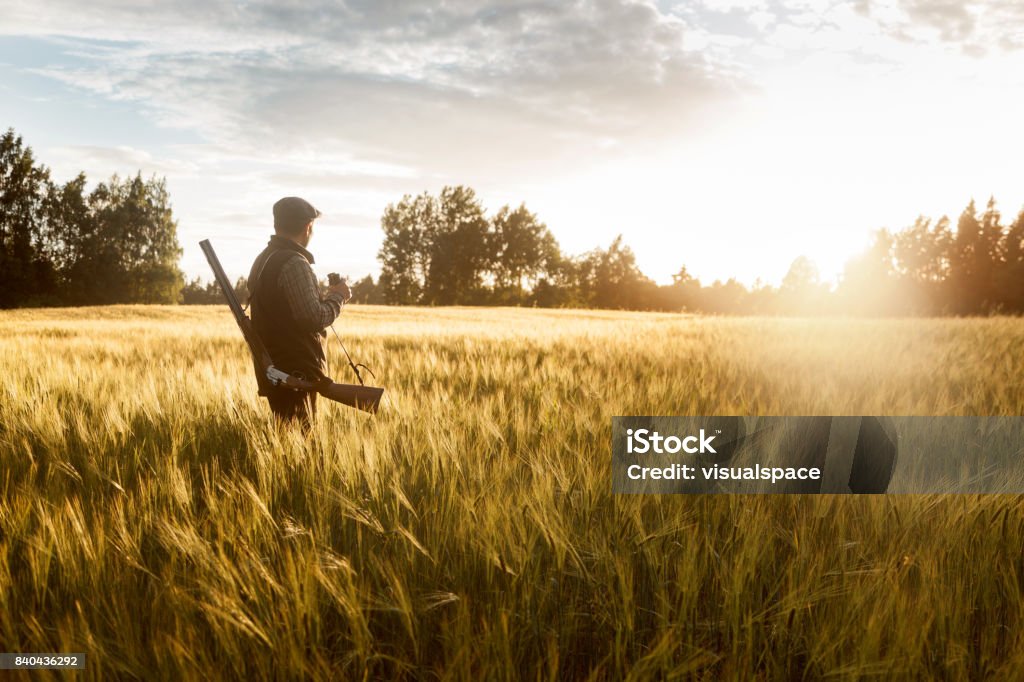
xmin=277 ymin=255 xmax=345 ymax=331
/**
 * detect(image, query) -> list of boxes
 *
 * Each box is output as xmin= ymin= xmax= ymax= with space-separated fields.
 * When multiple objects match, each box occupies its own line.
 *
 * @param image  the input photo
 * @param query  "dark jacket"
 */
xmin=247 ymin=236 xmax=328 ymax=392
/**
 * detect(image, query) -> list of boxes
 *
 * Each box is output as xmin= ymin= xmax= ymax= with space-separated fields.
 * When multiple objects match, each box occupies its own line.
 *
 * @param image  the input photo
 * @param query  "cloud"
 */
xmin=12 ymin=0 xmax=1020 ymax=286
xmin=45 ymin=144 xmax=200 ymax=177
xmin=4 ymin=0 xmax=743 ymax=181
xmin=855 ymin=0 xmax=1024 ymax=55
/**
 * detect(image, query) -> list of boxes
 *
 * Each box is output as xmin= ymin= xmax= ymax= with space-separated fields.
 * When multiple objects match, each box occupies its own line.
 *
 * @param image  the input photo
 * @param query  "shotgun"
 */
xmin=199 ymin=239 xmax=383 ymax=414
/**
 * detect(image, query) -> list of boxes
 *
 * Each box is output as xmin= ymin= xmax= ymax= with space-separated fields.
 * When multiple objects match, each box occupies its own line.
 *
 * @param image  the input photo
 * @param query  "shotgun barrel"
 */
xmin=199 ymin=239 xmax=273 ymax=371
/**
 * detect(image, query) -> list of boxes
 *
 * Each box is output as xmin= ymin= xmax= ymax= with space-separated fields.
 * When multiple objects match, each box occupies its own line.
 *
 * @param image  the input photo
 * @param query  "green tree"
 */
xmin=42 ymin=172 xmax=91 ymax=280
xmin=0 ymin=129 xmax=55 ymax=306
xmin=978 ymin=197 xmax=1005 ymax=312
xmin=576 ymin=235 xmax=657 ymax=309
xmin=996 ymin=209 xmax=1024 ymax=312
xmin=1 ymin=130 xmax=185 ymax=307
xmin=378 ymin=192 xmax=435 ymax=304
xmin=350 ymin=275 xmax=384 ymax=304
xmin=489 ymin=203 xmax=560 ymax=304
xmin=73 ymin=173 xmax=184 ymax=304
xmin=949 ymin=198 xmax=1000 ymax=314
xmin=660 ymin=265 xmax=702 ymax=312
xmin=699 ymin=279 xmax=750 ymax=315
xmin=378 ymin=186 xmax=496 ymax=305
xmin=890 ymin=217 xmax=952 ymax=313
xmin=425 ymin=186 xmax=491 ymax=305
xmin=181 ymin=276 xmax=246 ymax=305
xmin=527 ymin=252 xmax=577 ymax=308
xmin=181 ymin=277 xmax=222 ymax=304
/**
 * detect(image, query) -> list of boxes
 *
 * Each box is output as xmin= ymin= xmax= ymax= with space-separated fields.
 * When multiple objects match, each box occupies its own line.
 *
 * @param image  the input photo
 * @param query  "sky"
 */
xmin=2 ymin=0 xmax=1024 ymax=287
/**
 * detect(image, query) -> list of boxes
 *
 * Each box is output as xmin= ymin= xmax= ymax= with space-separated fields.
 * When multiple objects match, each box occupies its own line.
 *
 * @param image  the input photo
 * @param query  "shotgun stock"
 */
xmin=199 ymin=239 xmax=384 ymax=415
xmin=318 ymin=382 xmax=384 ymax=413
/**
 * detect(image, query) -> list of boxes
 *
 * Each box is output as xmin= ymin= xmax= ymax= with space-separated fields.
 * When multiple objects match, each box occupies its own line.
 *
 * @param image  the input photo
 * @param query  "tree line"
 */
xmin=3 ymin=128 xmax=1022 ymax=315
xmin=0 ymin=129 xmax=183 ymax=307
xmin=364 ymin=186 xmax=1024 ymax=315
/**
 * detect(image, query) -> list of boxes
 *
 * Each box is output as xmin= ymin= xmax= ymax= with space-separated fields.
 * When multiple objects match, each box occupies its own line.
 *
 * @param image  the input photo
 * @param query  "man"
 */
xmin=247 ymin=196 xmax=351 ymax=425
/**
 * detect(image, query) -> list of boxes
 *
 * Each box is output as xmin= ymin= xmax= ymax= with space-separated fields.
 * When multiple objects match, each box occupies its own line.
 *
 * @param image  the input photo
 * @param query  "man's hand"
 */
xmin=327 ymin=276 xmax=352 ymax=303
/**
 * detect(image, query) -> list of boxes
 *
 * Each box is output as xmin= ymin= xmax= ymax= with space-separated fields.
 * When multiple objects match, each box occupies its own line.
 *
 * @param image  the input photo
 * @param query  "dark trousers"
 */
xmin=266 ymin=387 xmax=318 ymax=427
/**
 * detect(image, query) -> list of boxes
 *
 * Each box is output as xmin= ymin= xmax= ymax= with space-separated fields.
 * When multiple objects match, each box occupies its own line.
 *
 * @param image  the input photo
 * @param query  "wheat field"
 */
xmin=2 ymin=305 xmax=1024 ymax=680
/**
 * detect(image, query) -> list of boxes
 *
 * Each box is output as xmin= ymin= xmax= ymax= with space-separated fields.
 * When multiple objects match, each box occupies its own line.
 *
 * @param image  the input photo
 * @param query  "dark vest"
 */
xmin=248 ymin=236 xmax=326 ymax=391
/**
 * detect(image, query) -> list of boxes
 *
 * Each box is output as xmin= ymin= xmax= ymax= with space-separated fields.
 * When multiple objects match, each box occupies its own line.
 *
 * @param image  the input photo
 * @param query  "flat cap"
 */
xmin=273 ymin=196 xmax=321 ymax=228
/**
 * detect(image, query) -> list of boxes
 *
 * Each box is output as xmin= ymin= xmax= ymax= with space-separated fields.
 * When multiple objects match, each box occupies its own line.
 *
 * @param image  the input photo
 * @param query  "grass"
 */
xmin=2 ymin=305 xmax=1024 ymax=679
